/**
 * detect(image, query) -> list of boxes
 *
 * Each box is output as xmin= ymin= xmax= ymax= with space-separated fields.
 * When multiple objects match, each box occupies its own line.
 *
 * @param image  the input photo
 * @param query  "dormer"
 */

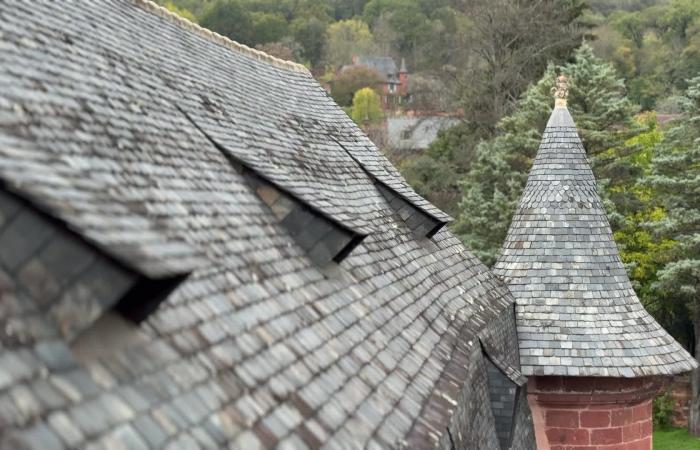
xmin=244 ymin=171 xmax=364 ymax=265
xmin=0 ymin=188 xmax=192 ymax=341
xmin=374 ymin=181 xmax=445 ymax=239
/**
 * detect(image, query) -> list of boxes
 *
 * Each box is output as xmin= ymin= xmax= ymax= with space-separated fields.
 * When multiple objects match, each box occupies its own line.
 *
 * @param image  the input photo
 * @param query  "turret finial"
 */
xmin=552 ymin=74 xmax=568 ymax=107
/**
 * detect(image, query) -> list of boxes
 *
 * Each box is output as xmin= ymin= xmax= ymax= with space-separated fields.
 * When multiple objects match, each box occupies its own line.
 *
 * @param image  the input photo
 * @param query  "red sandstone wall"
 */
xmin=666 ymin=374 xmax=691 ymax=428
xmin=528 ymin=376 xmax=664 ymax=450
xmin=542 ymin=399 xmax=652 ymax=449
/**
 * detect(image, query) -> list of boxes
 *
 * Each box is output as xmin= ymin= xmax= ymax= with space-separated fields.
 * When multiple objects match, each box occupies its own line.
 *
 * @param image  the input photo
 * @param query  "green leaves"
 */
xmin=593 ymin=0 xmax=700 ymax=109
xmin=330 ymin=66 xmax=383 ymax=107
xmin=455 ymin=43 xmax=640 ymax=266
xmin=350 ymin=87 xmax=382 ymax=124
xmin=642 ymin=77 xmax=700 ymax=341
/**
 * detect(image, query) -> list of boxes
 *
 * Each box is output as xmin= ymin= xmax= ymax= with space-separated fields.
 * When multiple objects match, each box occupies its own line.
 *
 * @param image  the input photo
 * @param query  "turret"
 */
xmin=494 ymin=75 xmax=697 ymax=449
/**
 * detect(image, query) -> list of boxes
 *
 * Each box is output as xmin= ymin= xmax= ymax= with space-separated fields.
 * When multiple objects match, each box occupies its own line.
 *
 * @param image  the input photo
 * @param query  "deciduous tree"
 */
xmin=351 ymin=87 xmax=382 ymax=124
xmin=331 ymin=65 xmax=382 ymax=106
xmin=324 ymin=19 xmax=375 ymax=68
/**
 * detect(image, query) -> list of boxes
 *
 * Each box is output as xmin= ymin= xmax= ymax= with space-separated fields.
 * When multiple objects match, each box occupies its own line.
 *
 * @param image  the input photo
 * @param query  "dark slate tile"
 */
xmin=0 ymin=207 xmax=55 ymax=272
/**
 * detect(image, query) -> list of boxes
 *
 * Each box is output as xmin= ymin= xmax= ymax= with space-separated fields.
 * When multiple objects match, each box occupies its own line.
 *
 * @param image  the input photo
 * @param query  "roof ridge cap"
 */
xmin=131 ymin=0 xmax=310 ymax=74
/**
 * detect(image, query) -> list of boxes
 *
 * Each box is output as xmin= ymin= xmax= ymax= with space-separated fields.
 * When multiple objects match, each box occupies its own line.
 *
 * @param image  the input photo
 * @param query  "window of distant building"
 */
xmin=388 ymin=83 xmax=396 ymax=93
xmin=401 ymin=129 xmax=411 ymax=140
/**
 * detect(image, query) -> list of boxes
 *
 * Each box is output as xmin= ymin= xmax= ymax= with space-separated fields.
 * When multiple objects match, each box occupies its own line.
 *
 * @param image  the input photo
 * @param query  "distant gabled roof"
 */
xmin=355 ymin=56 xmax=400 ymax=83
xmin=493 ymin=105 xmax=697 ymax=377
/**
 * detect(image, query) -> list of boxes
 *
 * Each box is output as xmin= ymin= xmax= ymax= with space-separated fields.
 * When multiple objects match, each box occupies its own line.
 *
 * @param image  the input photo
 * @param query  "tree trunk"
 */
xmin=690 ymin=297 xmax=700 ymax=436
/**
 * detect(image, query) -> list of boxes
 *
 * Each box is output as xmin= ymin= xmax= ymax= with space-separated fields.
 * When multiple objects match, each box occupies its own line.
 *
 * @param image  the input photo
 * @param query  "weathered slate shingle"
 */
xmin=0 ymin=0 xmax=533 ymax=449
xmin=493 ymin=105 xmax=697 ymax=378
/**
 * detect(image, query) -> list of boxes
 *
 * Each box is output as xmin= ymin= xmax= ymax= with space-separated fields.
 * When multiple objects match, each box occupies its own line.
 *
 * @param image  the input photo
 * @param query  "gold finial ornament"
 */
xmin=552 ymin=74 xmax=569 ymax=107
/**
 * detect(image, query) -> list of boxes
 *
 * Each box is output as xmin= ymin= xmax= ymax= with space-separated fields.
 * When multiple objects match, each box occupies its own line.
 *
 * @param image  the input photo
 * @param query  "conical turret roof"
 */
xmin=493 ymin=102 xmax=696 ymax=377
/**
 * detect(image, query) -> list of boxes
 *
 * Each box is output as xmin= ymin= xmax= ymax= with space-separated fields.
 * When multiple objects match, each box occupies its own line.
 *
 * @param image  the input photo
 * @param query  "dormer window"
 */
xmin=375 ymin=182 xmax=445 ymax=238
xmin=172 ymin=103 xmax=366 ymax=266
xmin=245 ymin=172 xmax=363 ymax=265
xmin=0 ymin=188 xmax=190 ymax=343
xmin=331 ymin=138 xmax=448 ymax=240
xmin=480 ymin=340 xmax=527 ymax=450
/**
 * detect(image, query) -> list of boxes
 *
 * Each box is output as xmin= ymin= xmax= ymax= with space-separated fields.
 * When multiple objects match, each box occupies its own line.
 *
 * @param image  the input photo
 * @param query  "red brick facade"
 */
xmin=527 ymin=376 xmax=666 ymax=450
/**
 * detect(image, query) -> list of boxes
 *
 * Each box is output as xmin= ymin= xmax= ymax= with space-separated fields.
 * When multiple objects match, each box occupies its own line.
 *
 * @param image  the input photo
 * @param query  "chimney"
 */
xmin=399 ymin=58 xmax=408 ymax=96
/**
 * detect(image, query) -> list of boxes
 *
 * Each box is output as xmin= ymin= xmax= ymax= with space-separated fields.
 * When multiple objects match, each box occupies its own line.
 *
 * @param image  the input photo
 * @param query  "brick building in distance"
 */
xmin=340 ymin=56 xmax=409 ymax=109
xmin=493 ymin=78 xmax=697 ymax=449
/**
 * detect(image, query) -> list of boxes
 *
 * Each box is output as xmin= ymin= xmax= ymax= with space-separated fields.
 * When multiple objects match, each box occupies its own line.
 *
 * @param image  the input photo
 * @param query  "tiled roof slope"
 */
xmin=493 ymin=105 xmax=697 ymax=378
xmin=0 ymin=0 xmax=449 ymax=277
xmin=0 ymin=1 xmax=530 ymax=449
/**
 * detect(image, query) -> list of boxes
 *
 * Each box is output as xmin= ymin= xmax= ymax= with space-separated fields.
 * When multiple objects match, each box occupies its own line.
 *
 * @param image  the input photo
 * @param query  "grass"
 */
xmin=654 ymin=427 xmax=700 ymax=449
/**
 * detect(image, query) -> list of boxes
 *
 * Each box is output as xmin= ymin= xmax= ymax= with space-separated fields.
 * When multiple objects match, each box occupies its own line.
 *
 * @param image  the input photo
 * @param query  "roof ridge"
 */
xmin=131 ymin=0 xmax=309 ymax=74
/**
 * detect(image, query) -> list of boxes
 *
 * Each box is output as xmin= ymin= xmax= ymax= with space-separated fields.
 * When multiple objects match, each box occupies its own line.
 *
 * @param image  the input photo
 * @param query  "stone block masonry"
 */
xmin=665 ymin=374 xmax=691 ymax=428
xmin=528 ymin=376 xmax=664 ymax=450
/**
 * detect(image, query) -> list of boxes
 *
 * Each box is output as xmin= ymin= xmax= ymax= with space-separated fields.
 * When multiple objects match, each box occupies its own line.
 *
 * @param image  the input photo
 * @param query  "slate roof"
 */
xmin=493 ymin=105 xmax=697 ymax=378
xmin=354 ymin=57 xmax=400 ymax=84
xmin=386 ymin=117 xmax=460 ymax=151
xmin=0 ymin=1 xmax=534 ymax=449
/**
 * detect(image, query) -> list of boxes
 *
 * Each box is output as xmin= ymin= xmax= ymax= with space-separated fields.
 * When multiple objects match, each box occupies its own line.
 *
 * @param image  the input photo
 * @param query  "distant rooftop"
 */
xmin=344 ymin=55 xmax=406 ymax=84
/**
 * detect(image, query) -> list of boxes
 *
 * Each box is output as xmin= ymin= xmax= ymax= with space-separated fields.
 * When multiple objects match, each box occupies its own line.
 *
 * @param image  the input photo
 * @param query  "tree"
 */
xmin=200 ymin=0 xmax=254 ymax=46
xmin=645 ymin=77 xmax=700 ymax=435
xmin=255 ymin=39 xmax=301 ymax=62
xmin=250 ymin=12 xmax=288 ymax=44
xmin=350 ymin=87 xmax=382 ymax=125
xmin=394 ymin=0 xmax=588 ymax=226
xmin=611 ymin=11 xmax=647 ymax=49
xmin=450 ymin=0 xmax=590 ymax=133
xmin=590 ymin=0 xmax=700 ymax=109
xmin=454 ymin=44 xmax=639 ymax=265
xmin=397 ymin=121 xmax=486 ymax=216
xmin=363 ymin=0 xmax=463 ymax=71
xmin=328 ymin=0 xmax=370 ymax=20
xmin=330 ymin=65 xmax=382 ymax=106
xmin=324 ymin=19 xmax=375 ymax=68
xmin=162 ymin=0 xmax=197 ymax=21
xmin=291 ymin=16 xmax=328 ymax=66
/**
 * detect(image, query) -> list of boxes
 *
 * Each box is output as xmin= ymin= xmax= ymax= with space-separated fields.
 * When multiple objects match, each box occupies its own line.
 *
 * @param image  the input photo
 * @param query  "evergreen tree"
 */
xmin=646 ymin=77 xmax=700 ymax=435
xmin=454 ymin=44 xmax=639 ymax=265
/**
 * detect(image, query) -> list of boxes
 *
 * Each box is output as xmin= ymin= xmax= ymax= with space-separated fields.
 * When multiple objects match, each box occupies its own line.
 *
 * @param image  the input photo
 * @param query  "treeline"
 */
xmin=158 ymin=0 xmax=588 ymax=110
xmin=591 ymin=0 xmax=700 ymax=109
